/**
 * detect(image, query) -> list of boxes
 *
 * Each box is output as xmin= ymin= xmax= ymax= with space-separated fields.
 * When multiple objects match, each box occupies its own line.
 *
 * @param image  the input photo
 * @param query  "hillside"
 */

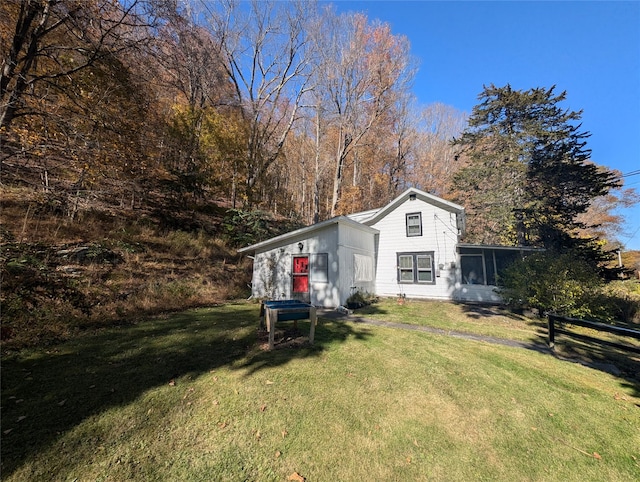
xmin=0 ymin=165 xmax=301 ymax=351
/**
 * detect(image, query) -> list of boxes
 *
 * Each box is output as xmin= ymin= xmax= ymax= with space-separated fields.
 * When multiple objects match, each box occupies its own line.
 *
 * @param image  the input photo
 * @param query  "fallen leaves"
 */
xmin=288 ymin=472 xmax=305 ymax=481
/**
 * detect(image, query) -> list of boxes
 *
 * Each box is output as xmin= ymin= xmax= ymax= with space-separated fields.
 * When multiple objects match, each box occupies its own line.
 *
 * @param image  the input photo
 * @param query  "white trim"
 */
xmin=361 ymin=187 xmax=464 ymax=227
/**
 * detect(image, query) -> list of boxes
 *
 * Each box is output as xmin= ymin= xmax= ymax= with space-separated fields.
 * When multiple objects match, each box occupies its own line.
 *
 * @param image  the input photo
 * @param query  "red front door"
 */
xmin=292 ymin=256 xmax=309 ymax=295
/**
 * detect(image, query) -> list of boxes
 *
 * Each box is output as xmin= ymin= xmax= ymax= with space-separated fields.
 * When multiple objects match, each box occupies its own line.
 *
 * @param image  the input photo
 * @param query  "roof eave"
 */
xmin=237 ymin=216 xmax=378 ymax=254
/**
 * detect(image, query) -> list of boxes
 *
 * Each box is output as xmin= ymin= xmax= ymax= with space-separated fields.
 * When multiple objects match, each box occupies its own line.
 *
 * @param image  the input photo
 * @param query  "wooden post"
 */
xmin=547 ymin=314 xmax=555 ymax=348
xmin=309 ymin=306 xmax=316 ymax=345
xmin=268 ymin=308 xmax=276 ymax=350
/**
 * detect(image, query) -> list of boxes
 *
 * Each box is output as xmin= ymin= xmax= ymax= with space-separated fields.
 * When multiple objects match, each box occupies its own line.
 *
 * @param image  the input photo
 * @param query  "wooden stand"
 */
xmin=263 ymin=301 xmax=317 ymax=350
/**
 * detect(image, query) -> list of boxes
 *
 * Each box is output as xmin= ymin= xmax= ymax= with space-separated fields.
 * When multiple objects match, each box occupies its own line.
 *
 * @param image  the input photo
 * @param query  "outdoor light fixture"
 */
xmin=298 ymin=242 xmax=304 ymax=252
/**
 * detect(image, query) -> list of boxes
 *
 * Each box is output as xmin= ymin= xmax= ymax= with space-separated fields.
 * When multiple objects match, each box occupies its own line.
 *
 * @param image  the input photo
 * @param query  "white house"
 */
xmin=238 ymin=187 xmax=535 ymax=306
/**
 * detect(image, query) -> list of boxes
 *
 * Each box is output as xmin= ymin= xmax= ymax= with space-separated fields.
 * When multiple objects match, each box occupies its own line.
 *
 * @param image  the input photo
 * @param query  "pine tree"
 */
xmin=452 ymin=84 xmax=620 ymax=273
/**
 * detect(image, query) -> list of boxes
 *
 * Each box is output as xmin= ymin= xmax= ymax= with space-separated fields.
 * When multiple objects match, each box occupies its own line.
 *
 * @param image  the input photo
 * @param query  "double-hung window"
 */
xmin=397 ymin=252 xmax=435 ymax=284
xmin=406 ymin=212 xmax=422 ymax=237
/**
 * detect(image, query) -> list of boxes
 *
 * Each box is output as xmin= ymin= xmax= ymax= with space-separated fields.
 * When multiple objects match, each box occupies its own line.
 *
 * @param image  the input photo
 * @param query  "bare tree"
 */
xmin=0 ymin=0 xmax=156 ymax=131
xmin=412 ymin=102 xmax=468 ymax=197
xmin=309 ymin=8 xmax=416 ymax=216
xmin=204 ymin=0 xmax=315 ymax=207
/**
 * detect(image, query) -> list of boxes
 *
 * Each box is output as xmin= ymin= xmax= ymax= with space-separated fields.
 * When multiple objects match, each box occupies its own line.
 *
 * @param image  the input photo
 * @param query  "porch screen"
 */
xmin=459 ymin=248 xmax=522 ymax=286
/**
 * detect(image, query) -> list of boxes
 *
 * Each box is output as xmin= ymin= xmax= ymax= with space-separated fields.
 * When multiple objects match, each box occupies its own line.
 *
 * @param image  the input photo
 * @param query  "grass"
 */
xmin=2 ymin=301 xmax=639 ymax=481
xmin=357 ymin=297 xmax=548 ymax=342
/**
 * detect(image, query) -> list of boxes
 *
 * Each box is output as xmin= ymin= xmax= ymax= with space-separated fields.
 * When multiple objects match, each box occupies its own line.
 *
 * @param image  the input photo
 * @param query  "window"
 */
xmin=310 ymin=253 xmax=328 ymax=282
xmin=397 ymin=252 xmax=435 ymax=284
xmin=398 ymin=255 xmax=414 ymax=282
xmin=406 ymin=212 xmax=422 ymax=237
xmin=354 ymin=254 xmax=374 ymax=282
xmin=416 ymin=255 xmax=434 ymax=282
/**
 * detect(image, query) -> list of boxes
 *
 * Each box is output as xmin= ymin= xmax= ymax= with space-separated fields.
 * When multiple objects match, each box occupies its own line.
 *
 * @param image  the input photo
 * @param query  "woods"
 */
xmin=2 ymin=1 xmax=638 ymax=332
xmin=1 ymin=0 xmax=467 ymax=222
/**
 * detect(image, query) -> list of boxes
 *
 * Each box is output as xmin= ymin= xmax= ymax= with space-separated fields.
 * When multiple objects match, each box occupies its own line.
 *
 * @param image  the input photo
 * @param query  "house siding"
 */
xmin=241 ymin=188 xmax=519 ymax=307
xmin=247 ymin=219 xmax=378 ymax=308
xmin=336 ymin=223 xmax=377 ymax=304
xmin=251 ymin=224 xmax=341 ymax=307
xmin=370 ymin=197 xmax=460 ymax=300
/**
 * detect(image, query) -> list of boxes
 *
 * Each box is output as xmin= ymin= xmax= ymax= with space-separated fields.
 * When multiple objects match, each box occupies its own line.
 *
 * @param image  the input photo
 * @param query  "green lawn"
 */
xmin=2 ymin=301 xmax=639 ymax=481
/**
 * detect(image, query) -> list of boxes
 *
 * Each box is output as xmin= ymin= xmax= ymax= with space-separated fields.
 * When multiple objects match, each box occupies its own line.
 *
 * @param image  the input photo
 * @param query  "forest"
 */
xmin=1 ymin=0 xmax=639 ymax=347
xmin=0 ymin=0 xmax=473 ymax=222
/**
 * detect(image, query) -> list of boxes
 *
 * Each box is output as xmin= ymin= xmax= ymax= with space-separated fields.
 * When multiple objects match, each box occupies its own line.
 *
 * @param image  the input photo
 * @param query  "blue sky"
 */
xmin=328 ymin=1 xmax=640 ymax=250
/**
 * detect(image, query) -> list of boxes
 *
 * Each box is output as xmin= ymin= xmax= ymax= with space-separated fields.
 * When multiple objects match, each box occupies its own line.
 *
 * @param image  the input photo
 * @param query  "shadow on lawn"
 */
xmin=459 ymin=303 xmax=640 ymax=396
xmin=0 ymin=303 xmax=370 ymax=478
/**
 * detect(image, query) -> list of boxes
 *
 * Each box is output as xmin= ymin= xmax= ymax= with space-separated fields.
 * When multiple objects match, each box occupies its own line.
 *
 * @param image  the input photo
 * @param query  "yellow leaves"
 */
xmin=288 ymin=472 xmax=305 ymax=481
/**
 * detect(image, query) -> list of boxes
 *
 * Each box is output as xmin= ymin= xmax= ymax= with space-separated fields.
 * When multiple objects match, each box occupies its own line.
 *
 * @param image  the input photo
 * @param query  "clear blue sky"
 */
xmin=328 ymin=0 xmax=640 ymax=250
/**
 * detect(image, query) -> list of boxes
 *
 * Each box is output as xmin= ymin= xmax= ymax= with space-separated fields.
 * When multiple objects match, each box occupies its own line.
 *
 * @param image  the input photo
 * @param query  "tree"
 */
xmin=452 ymin=85 xmax=621 ymax=264
xmin=309 ymin=9 xmax=416 ymax=217
xmin=0 ymin=0 xmax=159 ymax=207
xmin=205 ymin=0 xmax=315 ymax=207
xmin=1 ymin=0 xmax=155 ymax=131
xmin=411 ymin=102 xmax=467 ymax=197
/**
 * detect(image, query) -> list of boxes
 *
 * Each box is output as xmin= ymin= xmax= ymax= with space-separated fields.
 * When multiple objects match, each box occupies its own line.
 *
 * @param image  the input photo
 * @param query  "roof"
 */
xmin=351 ymin=187 xmax=465 ymax=226
xmin=457 ymin=243 xmax=545 ymax=252
xmin=237 ymin=215 xmax=379 ymax=254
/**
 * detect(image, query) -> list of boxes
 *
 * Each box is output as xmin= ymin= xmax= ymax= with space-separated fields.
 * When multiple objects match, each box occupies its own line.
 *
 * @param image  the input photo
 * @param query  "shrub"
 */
xmin=598 ymin=281 xmax=640 ymax=324
xmin=499 ymin=251 xmax=604 ymax=318
xmin=346 ymin=290 xmax=377 ymax=309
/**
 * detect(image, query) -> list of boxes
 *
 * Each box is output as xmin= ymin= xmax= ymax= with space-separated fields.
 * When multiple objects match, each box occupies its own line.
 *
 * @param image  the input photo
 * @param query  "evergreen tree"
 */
xmin=452 ymin=84 xmax=620 ymax=272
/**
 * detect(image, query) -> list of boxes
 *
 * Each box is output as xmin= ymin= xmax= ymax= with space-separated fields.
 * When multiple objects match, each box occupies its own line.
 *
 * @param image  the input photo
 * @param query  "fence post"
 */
xmin=547 ymin=314 xmax=555 ymax=348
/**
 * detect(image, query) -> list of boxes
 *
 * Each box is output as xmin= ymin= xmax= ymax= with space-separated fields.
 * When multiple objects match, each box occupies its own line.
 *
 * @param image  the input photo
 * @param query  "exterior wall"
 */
xmin=452 ymin=281 xmax=503 ymax=303
xmin=336 ymin=223 xmax=377 ymax=305
xmin=244 ymin=188 xmax=520 ymax=306
xmin=370 ymin=197 xmax=461 ymax=300
xmin=251 ymin=224 xmax=341 ymax=307
xmin=249 ymin=220 xmax=378 ymax=308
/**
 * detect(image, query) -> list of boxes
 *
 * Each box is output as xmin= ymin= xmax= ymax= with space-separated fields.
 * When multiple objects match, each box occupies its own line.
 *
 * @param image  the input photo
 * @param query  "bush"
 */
xmin=346 ymin=290 xmax=377 ymax=309
xmin=598 ymin=281 xmax=640 ymax=324
xmin=499 ymin=251 xmax=604 ymax=318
